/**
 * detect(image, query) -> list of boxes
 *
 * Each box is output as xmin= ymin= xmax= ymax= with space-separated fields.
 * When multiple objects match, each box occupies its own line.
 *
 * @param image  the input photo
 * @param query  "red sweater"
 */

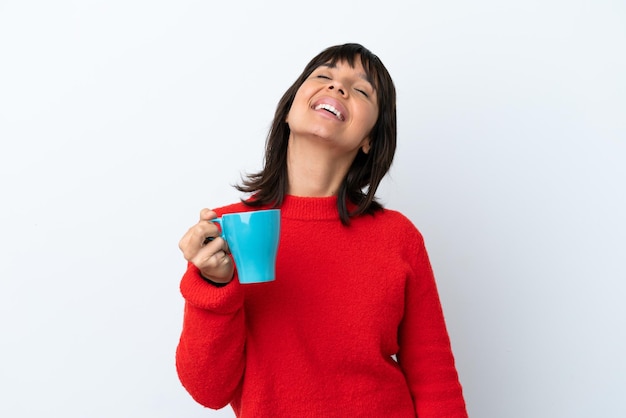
xmin=176 ymin=195 xmax=468 ymax=417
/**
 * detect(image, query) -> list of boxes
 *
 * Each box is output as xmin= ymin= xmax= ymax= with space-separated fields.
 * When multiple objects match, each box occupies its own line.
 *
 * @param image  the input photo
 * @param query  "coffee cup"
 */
xmin=212 ymin=209 xmax=280 ymax=284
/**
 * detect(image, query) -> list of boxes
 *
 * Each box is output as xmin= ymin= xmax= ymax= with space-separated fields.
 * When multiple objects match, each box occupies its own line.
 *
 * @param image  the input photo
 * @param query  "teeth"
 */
xmin=315 ymin=103 xmax=343 ymax=120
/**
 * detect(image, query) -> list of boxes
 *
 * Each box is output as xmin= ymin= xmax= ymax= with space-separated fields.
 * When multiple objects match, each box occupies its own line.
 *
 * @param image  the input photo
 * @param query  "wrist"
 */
xmin=199 ymin=268 xmax=234 ymax=287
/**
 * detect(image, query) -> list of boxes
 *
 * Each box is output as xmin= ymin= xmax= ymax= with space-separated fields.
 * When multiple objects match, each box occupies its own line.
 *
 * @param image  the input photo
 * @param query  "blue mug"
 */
xmin=212 ymin=209 xmax=280 ymax=284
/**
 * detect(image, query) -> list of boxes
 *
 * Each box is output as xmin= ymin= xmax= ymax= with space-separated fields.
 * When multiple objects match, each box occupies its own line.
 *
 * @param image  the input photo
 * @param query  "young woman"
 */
xmin=176 ymin=43 xmax=468 ymax=417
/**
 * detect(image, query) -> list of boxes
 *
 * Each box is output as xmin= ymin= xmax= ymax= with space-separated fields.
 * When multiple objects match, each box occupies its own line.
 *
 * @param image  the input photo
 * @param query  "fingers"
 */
xmin=197 ymin=208 xmax=228 ymax=252
xmin=192 ymin=236 xmax=234 ymax=283
xmin=192 ymin=238 xmax=230 ymax=269
xmin=222 ymin=237 xmax=231 ymax=255
xmin=179 ymin=218 xmax=220 ymax=259
xmin=179 ymin=208 xmax=234 ymax=283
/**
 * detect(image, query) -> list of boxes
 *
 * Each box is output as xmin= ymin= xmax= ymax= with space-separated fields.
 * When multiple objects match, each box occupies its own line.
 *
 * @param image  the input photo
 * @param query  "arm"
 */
xmin=175 ymin=263 xmax=246 ymax=409
xmin=397 ymin=233 xmax=468 ymax=417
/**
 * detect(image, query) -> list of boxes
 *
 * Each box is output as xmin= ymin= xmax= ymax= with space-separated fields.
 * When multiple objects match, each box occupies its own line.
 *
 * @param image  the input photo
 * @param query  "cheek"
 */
xmin=285 ymin=103 xmax=300 ymax=124
xmin=286 ymin=92 xmax=309 ymax=124
xmin=360 ymin=107 xmax=379 ymax=132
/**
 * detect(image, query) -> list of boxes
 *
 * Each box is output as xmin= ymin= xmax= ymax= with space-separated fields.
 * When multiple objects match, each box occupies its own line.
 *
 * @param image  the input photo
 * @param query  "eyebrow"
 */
xmin=319 ymin=63 xmax=375 ymax=88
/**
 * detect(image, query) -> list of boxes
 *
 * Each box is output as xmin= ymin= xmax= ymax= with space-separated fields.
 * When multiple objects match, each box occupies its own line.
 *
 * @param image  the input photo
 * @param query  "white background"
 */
xmin=1 ymin=1 xmax=625 ymax=417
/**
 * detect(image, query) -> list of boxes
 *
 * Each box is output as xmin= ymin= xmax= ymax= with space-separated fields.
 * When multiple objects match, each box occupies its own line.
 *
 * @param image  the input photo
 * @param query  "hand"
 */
xmin=179 ymin=208 xmax=234 ymax=284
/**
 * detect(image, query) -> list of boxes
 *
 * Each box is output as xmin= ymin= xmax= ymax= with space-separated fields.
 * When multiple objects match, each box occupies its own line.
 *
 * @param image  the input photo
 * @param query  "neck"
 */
xmin=286 ymin=134 xmax=356 ymax=197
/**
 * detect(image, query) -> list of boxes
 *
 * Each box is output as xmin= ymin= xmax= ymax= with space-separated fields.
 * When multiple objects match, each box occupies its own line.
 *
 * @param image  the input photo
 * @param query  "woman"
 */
xmin=176 ymin=43 xmax=468 ymax=417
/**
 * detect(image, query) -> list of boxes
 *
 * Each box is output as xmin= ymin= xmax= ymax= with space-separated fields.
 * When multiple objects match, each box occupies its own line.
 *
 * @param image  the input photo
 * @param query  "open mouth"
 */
xmin=314 ymin=103 xmax=344 ymax=121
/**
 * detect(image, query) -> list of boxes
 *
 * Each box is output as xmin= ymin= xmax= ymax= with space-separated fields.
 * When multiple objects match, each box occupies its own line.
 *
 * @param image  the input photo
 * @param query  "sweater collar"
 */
xmin=279 ymin=195 xmax=343 ymax=221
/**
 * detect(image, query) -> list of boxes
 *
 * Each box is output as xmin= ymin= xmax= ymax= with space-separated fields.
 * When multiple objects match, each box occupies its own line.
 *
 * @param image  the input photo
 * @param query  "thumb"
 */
xmin=199 ymin=208 xmax=217 ymax=221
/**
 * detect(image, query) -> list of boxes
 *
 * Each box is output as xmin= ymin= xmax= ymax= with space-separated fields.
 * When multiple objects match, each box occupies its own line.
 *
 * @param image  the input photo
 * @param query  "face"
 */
xmin=286 ymin=58 xmax=379 ymax=157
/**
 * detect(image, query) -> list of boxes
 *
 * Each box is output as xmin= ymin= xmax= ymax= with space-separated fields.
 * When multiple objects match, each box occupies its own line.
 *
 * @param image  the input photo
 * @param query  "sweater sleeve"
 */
xmin=397 ymin=231 xmax=468 ymax=417
xmin=175 ymin=262 xmax=245 ymax=409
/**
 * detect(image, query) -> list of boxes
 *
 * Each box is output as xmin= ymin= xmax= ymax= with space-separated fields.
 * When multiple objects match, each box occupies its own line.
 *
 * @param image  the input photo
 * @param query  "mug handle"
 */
xmin=203 ymin=218 xmax=224 ymax=244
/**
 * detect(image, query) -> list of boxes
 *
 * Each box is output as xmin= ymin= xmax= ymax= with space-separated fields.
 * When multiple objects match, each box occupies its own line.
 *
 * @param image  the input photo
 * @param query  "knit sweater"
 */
xmin=176 ymin=195 xmax=468 ymax=417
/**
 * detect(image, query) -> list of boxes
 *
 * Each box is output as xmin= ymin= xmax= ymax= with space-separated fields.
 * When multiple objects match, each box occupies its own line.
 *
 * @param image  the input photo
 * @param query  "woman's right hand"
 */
xmin=178 ymin=208 xmax=234 ymax=284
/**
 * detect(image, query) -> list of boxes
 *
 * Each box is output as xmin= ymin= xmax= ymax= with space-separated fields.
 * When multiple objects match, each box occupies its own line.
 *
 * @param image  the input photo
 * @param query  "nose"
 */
xmin=328 ymin=84 xmax=346 ymax=96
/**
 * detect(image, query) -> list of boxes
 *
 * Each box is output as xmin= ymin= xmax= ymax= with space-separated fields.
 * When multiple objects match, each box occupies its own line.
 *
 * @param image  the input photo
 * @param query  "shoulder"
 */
xmin=352 ymin=207 xmax=426 ymax=250
xmin=375 ymin=208 xmax=423 ymax=237
xmin=372 ymin=210 xmax=436 ymax=274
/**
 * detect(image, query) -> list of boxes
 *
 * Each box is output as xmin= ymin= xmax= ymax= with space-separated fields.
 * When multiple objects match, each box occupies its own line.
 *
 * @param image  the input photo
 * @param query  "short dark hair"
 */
xmin=236 ymin=43 xmax=397 ymax=225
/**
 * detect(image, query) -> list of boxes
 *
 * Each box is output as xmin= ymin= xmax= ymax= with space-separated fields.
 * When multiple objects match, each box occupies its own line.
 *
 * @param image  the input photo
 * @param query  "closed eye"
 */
xmin=356 ymin=88 xmax=369 ymax=97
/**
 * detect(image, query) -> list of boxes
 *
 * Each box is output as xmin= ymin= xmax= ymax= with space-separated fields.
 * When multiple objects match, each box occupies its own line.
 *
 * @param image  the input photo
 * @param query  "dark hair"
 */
xmin=236 ymin=43 xmax=397 ymax=225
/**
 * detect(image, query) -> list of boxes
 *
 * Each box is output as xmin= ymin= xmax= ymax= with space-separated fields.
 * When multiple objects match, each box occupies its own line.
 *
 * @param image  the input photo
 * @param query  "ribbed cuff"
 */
xmin=180 ymin=263 xmax=243 ymax=314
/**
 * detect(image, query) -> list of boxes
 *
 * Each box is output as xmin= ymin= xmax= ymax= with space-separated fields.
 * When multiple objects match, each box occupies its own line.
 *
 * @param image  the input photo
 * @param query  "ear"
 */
xmin=361 ymin=137 xmax=371 ymax=154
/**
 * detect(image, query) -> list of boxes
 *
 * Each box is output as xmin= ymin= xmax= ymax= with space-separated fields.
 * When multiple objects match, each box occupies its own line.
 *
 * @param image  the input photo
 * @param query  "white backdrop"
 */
xmin=1 ymin=1 xmax=625 ymax=417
